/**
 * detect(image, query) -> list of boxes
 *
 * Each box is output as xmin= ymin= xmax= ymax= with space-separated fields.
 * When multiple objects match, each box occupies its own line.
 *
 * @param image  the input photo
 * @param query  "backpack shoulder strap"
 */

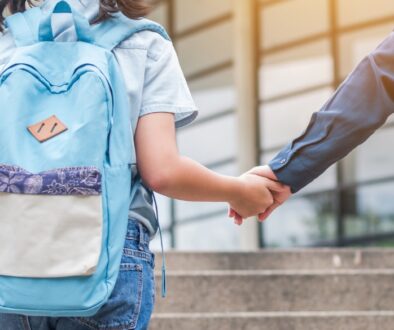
xmin=5 ymin=6 xmax=169 ymax=49
xmin=5 ymin=7 xmax=41 ymax=47
xmin=91 ymin=15 xmax=171 ymax=51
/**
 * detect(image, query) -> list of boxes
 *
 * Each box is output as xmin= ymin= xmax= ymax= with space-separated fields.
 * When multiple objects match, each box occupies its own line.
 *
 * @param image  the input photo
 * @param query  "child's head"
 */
xmin=0 ymin=0 xmax=150 ymax=31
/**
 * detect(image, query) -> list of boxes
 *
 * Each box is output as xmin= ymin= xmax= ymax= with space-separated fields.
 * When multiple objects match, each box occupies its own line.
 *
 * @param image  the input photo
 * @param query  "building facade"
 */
xmin=149 ymin=0 xmax=394 ymax=251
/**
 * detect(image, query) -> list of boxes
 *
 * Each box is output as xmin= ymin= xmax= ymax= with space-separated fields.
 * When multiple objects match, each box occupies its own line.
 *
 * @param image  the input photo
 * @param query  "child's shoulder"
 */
xmin=0 ymin=30 xmax=17 ymax=68
xmin=0 ymin=29 xmax=16 ymax=50
xmin=116 ymin=27 xmax=173 ymax=61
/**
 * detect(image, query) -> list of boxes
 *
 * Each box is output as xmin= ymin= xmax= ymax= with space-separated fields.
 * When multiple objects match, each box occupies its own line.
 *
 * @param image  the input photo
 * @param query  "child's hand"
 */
xmin=228 ymin=173 xmax=282 ymax=220
xmin=229 ymin=166 xmax=291 ymax=225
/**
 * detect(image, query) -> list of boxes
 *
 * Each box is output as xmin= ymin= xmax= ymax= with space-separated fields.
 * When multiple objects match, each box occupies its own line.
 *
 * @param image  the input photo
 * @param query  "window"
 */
xmin=177 ymin=114 xmax=237 ymax=165
xmin=260 ymin=88 xmax=333 ymax=150
xmin=260 ymin=40 xmax=333 ymax=100
xmin=339 ymin=23 xmax=394 ymax=79
xmin=174 ymin=0 xmax=232 ymax=33
xmin=260 ymin=0 xmax=329 ymax=49
xmin=337 ymin=0 xmax=394 ymax=27
xmin=176 ymin=22 xmax=234 ymax=78
xmin=149 ymin=0 xmax=394 ymax=249
xmin=189 ymin=68 xmax=235 ymax=120
xmin=344 ymin=183 xmax=394 ymax=238
xmin=263 ymin=192 xmax=337 ymax=247
xmin=175 ymin=215 xmax=241 ymax=251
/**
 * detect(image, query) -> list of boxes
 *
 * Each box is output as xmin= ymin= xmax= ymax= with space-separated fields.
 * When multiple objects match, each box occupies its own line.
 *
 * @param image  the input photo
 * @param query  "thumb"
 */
xmin=264 ymin=178 xmax=287 ymax=193
xmin=249 ymin=165 xmax=277 ymax=181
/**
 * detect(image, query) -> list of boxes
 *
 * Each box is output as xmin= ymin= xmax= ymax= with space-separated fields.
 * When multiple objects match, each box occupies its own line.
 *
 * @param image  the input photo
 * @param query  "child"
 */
xmin=0 ymin=0 xmax=281 ymax=329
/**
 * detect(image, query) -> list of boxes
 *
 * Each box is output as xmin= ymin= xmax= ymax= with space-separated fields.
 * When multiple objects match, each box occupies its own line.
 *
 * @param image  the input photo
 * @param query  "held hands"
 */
xmin=228 ymin=172 xmax=282 ymax=219
xmin=228 ymin=165 xmax=292 ymax=225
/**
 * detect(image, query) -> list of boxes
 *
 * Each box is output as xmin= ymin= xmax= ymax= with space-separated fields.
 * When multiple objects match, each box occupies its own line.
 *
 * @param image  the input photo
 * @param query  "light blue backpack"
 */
xmin=0 ymin=0 xmax=168 ymax=317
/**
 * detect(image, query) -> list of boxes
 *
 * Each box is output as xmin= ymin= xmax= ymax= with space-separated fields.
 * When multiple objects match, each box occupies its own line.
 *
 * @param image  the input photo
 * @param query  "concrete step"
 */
xmin=150 ymin=311 xmax=394 ymax=330
xmin=155 ymin=249 xmax=394 ymax=271
xmin=154 ymin=269 xmax=394 ymax=313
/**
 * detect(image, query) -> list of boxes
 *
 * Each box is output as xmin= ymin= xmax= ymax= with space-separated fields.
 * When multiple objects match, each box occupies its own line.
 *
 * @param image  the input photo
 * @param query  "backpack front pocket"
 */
xmin=0 ymin=164 xmax=103 ymax=278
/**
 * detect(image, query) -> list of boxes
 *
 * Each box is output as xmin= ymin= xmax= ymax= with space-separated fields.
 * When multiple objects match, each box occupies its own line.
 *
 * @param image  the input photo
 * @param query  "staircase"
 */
xmin=150 ymin=249 xmax=394 ymax=330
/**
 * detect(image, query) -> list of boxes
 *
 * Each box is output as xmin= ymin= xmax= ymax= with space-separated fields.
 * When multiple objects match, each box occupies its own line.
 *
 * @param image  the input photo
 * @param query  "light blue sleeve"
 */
xmin=140 ymin=39 xmax=198 ymax=128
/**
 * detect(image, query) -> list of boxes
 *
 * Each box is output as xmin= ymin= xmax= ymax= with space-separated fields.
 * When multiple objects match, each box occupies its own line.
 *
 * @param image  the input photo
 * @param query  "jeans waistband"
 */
xmin=127 ymin=218 xmax=151 ymax=245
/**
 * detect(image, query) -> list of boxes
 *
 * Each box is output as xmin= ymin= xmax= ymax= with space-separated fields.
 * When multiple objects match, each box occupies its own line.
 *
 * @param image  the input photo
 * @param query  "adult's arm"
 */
xmin=269 ymin=31 xmax=394 ymax=193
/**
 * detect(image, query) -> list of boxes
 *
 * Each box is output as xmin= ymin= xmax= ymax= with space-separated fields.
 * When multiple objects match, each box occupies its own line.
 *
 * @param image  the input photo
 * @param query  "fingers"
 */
xmin=245 ymin=169 xmax=288 ymax=194
xmin=234 ymin=214 xmax=243 ymax=226
xmin=228 ymin=163 xmax=291 ymax=223
xmin=258 ymin=203 xmax=279 ymax=222
xmin=231 ymin=205 xmax=278 ymax=225
xmin=248 ymin=165 xmax=290 ymax=194
xmin=249 ymin=165 xmax=278 ymax=181
xmin=229 ymin=206 xmax=243 ymax=225
xmin=264 ymin=178 xmax=287 ymax=193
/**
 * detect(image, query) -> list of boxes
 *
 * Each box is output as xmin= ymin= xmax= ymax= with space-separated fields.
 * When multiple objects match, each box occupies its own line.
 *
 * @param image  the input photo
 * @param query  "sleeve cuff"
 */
xmin=269 ymin=155 xmax=316 ymax=193
xmin=140 ymin=104 xmax=199 ymax=128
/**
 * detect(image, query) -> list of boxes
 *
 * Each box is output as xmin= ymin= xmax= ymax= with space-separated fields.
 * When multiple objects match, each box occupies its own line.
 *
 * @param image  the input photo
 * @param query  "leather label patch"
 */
xmin=28 ymin=115 xmax=68 ymax=143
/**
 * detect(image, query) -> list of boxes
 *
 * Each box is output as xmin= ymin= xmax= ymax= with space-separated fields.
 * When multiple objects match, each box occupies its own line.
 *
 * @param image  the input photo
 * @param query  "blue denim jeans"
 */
xmin=0 ymin=219 xmax=156 ymax=330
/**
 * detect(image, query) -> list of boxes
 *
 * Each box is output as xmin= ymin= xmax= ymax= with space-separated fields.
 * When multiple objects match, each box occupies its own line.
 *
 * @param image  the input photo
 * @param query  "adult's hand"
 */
xmin=228 ymin=165 xmax=292 ymax=225
xmin=228 ymin=172 xmax=283 ymax=219
xmin=253 ymin=165 xmax=292 ymax=221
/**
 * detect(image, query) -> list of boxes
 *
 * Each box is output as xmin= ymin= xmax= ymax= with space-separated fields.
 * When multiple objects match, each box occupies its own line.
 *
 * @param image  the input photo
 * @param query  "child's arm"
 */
xmin=135 ymin=113 xmax=282 ymax=218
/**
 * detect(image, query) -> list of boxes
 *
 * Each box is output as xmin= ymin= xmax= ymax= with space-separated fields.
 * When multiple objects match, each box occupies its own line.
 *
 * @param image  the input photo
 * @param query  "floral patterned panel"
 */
xmin=0 ymin=164 xmax=101 ymax=196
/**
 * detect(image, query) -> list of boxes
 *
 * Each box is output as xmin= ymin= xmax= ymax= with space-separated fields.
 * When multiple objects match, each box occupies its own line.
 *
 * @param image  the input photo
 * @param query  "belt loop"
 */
xmin=21 ymin=315 xmax=32 ymax=330
xmin=138 ymin=223 xmax=145 ymax=251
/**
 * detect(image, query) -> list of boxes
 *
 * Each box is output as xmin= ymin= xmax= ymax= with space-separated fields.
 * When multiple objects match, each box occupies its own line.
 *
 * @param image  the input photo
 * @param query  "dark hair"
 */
xmin=0 ymin=0 xmax=151 ymax=31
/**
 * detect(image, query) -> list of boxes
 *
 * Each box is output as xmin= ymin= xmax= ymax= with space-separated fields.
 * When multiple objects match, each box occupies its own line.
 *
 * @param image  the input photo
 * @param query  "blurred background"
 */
xmin=149 ymin=0 xmax=394 ymax=251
